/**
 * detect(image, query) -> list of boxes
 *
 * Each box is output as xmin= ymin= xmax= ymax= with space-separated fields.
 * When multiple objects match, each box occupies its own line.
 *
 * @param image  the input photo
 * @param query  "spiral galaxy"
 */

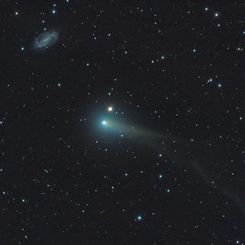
xmin=33 ymin=30 xmax=59 ymax=51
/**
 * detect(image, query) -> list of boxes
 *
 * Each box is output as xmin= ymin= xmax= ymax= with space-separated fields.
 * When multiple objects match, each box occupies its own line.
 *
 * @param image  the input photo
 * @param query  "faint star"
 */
xmin=214 ymin=12 xmax=219 ymax=17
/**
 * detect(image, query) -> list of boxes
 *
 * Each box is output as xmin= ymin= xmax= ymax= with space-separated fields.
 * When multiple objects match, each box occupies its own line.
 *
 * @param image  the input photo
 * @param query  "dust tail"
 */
xmin=148 ymin=135 xmax=245 ymax=215
xmin=101 ymin=118 xmax=245 ymax=214
xmin=190 ymin=159 xmax=245 ymax=215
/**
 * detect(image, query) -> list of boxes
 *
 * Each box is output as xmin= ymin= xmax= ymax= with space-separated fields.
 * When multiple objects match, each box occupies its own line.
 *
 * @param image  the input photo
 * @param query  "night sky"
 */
xmin=1 ymin=1 xmax=245 ymax=244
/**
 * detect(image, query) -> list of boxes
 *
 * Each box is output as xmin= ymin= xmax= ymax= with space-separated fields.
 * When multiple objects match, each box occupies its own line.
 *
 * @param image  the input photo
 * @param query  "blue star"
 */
xmin=136 ymin=215 xmax=143 ymax=222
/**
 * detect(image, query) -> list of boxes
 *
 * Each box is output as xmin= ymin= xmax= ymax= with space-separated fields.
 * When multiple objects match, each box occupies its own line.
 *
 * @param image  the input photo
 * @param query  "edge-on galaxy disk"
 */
xmin=33 ymin=30 xmax=59 ymax=51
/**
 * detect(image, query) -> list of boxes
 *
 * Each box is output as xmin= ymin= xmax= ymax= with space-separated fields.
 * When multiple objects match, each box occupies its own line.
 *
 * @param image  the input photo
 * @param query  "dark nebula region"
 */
xmin=1 ymin=1 xmax=245 ymax=244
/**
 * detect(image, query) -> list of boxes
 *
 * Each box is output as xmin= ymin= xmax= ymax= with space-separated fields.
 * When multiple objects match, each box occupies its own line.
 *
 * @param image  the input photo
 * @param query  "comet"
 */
xmin=98 ymin=112 xmax=245 ymax=215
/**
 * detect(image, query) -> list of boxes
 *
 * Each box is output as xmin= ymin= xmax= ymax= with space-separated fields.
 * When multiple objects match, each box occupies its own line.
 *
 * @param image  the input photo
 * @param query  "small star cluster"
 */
xmin=1 ymin=0 xmax=245 ymax=244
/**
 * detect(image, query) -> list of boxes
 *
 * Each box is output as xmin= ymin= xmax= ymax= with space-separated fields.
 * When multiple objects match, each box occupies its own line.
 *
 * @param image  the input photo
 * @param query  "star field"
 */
xmin=1 ymin=1 xmax=245 ymax=244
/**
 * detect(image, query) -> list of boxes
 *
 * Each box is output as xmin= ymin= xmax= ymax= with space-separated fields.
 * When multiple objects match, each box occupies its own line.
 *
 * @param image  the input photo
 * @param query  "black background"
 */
xmin=1 ymin=1 xmax=245 ymax=244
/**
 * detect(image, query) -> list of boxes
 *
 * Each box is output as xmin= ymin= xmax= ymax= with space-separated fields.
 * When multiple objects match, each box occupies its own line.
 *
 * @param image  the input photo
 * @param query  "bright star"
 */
xmin=107 ymin=106 xmax=113 ymax=112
